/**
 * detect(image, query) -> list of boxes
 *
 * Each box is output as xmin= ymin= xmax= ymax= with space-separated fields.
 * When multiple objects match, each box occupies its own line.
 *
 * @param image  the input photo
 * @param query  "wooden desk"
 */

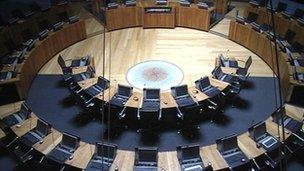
xmin=16 ymin=20 xmax=87 ymax=99
xmin=160 ymin=92 xmax=177 ymax=109
xmin=11 ymin=115 xmax=38 ymax=137
xmin=158 ymin=151 xmax=181 ymax=171
xmin=110 ymin=150 xmax=135 ymax=171
xmin=285 ymin=104 xmax=304 ymax=122
xmin=214 ymin=0 xmax=229 ymax=14
xmin=0 ymin=101 xmax=23 ymax=119
xmin=229 ymin=20 xmax=291 ymax=100
xmin=106 ymin=5 xmax=143 ymax=31
xmin=266 ymin=118 xmax=291 ymax=141
xmin=143 ymin=6 xmax=176 ymax=28
xmin=175 ymin=5 xmax=214 ymax=31
xmin=65 ymin=142 xmax=95 ymax=169
xmin=33 ymin=129 xmax=62 ymax=155
xmin=125 ymin=91 xmax=142 ymax=108
xmin=201 ymin=144 xmax=228 ymax=170
xmin=238 ymin=132 xmax=265 ymax=159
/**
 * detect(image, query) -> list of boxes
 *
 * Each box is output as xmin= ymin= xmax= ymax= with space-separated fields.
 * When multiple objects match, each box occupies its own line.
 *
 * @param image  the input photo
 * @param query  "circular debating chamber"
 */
xmin=1 ymin=0 xmax=304 ymax=171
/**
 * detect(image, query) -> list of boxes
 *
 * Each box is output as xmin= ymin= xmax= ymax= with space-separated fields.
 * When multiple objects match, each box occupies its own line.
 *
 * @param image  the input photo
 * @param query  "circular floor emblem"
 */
xmin=126 ymin=60 xmax=184 ymax=91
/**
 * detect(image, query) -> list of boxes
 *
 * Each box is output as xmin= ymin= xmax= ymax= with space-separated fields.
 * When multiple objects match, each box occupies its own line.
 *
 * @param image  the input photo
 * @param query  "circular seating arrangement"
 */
xmin=1 ymin=0 xmax=304 ymax=171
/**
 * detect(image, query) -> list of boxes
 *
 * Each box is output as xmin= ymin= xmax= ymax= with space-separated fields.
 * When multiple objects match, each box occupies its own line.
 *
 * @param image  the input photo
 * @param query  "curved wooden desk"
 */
xmin=15 ymin=20 xmax=87 ymax=99
xmin=229 ymin=20 xmax=290 ymax=99
xmin=1 ymin=101 xmax=300 ymax=170
xmin=105 ymin=1 xmax=215 ymax=31
xmin=76 ymin=75 xmax=229 ymax=110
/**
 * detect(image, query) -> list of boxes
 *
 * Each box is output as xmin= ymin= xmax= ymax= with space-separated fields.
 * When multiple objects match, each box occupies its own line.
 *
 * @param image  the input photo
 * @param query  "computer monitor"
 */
xmin=137 ymin=148 xmax=157 ymax=163
xmin=117 ymin=85 xmax=132 ymax=97
xmin=175 ymin=85 xmax=188 ymax=97
xmin=251 ymin=122 xmax=267 ymax=141
xmin=97 ymin=77 xmax=109 ymax=90
xmin=96 ymin=143 xmax=117 ymax=159
xmin=144 ymin=88 xmax=160 ymax=100
xmin=181 ymin=145 xmax=200 ymax=160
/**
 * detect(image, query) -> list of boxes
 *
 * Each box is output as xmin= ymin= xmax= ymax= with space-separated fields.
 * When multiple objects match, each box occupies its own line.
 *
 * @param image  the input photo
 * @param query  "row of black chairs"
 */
xmin=236 ymin=11 xmax=304 ymax=83
xmin=249 ymin=0 xmax=304 ymax=21
xmin=0 ymin=2 xmax=79 ymax=82
xmin=58 ymin=52 xmax=253 ymax=135
xmin=1 ymin=101 xmax=303 ymax=170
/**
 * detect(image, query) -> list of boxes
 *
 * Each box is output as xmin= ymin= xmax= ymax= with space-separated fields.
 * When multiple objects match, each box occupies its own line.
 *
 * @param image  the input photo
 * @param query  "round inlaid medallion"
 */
xmin=126 ymin=60 xmax=184 ymax=90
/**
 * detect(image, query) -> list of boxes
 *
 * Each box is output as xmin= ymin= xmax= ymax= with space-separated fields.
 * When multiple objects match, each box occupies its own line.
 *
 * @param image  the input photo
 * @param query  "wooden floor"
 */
xmin=40 ymin=26 xmax=273 ymax=90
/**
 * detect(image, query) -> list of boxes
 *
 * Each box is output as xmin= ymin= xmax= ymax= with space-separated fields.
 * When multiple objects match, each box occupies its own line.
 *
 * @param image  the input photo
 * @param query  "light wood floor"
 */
xmin=39 ymin=26 xmax=274 ymax=90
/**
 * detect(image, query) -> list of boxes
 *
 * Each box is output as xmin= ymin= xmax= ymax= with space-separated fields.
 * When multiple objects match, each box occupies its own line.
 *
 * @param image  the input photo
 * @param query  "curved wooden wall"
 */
xmin=17 ymin=21 xmax=87 ymax=99
xmin=228 ymin=20 xmax=290 ymax=100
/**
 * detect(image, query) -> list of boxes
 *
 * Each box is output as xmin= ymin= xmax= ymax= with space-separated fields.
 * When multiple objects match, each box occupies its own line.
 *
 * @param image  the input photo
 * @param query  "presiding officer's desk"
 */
xmin=105 ymin=0 xmax=215 ymax=31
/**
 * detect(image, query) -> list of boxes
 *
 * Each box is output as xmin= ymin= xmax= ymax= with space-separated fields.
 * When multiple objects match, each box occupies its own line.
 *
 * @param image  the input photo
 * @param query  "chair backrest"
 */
xmin=57 ymin=55 xmax=66 ymax=68
xmin=245 ymin=56 xmax=252 ymax=69
xmin=212 ymin=66 xmax=223 ymax=79
xmin=135 ymin=147 xmax=158 ymax=164
xmin=247 ymin=12 xmax=258 ymax=23
xmin=35 ymin=118 xmax=52 ymax=137
xmin=171 ymin=84 xmax=189 ymax=98
xmin=143 ymin=88 xmax=160 ymax=100
xmin=86 ymin=65 xmax=96 ymax=77
xmin=219 ymin=54 xmax=226 ymax=67
xmin=61 ymin=132 xmax=80 ymax=151
xmin=276 ymin=2 xmax=287 ymax=12
xmin=248 ymin=121 xmax=267 ymax=142
xmin=195 ymin=76 xmax=211 ymax=91
xmin=178 ymin=145 xmax=201 ymax=161
xmin=95 ymin=142 xmax=117 ymax=160
xmin=96 ymin=76 xmax=110 ymax=90
xmin=19 ymin=102 xmax=32 ymax=120
xmin=294 ymin=8 xmax=304 ymax=19
xmin=117 ymin=84 xmax=133 ymax=97
xmin=271 ymin=107 xmax=286 ymax=124
xmin=284 ymin=29 xmax=296 ymax=43
xmin=216 ymin=134 xmax=238 ymax=153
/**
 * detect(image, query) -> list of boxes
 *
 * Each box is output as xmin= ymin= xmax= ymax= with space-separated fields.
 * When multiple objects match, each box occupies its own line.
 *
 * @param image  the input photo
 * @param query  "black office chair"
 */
xmin=134 ymin=147 xmax=158 ymax=171
xmin=216 ymin=134 xmax=249 ymax=170
xmin=248 ymin=121 xmax=280 ymax=151
xmin=71 ymin=65 xmax=96 ymax=82
xmin=218 ymin=54 xmax=238 ymax=68
xmin=85 ymin=76 xmax=110 ymax=97
xmin=271 ymin=107 xmax=303 ymax=133
xmin=58 ymin=54 xmax=91 ymax=69
xmin=137 ymin=88 xmax=161 ymax=133
xmin=211 ymin=66 xmax=241 ymax=94
xmin=2 ymin=102 xmax=32 ymax=127
xmin=177 ymin=145 xmax=212 ymax=171
xmin=0 ymin=70 xmax=15 ymax=81
xmin=236 ymin=56 xmax=252 ymax=82
xmin=109 ymin=84 xmax=133 ymax=119
xmin=9 ymin=138 xmax=34 ymax=164
xmin=86 ymin=142 xmax=118 ymax=171
xmin=46 ymin=132 xmax=80 ymax=164
xmin=21 ymin=118 xmax=52 ymax=146
xmin=250 ymin=153 xmax=273 ymax=171
xmin=171 ymin=84 xmax=198 ymax=118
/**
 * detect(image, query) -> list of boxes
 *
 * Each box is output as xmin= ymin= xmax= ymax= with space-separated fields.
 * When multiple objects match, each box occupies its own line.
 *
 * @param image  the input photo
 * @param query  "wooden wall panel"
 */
xmin=17 ymin=20 xmax=87 ymax=99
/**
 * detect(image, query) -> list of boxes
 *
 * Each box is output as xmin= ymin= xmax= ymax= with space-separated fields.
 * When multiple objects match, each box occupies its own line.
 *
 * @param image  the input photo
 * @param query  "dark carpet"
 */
xmin=26 ymin=75 xmax=280 ymax=151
